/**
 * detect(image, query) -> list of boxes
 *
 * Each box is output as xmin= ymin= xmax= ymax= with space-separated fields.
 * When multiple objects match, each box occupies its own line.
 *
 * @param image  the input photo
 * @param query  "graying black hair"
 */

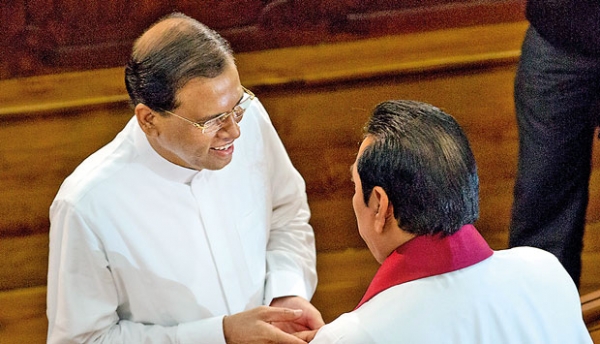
xmin=124 ymin=12 xmax=233 ymax=112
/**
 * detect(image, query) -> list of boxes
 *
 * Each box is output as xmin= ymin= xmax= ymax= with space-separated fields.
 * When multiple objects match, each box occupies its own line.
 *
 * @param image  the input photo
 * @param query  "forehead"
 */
xmin=352 ymin=135 xmax=375 ymax=177
xmin=358 ymin=135 xmax=374 ymax=158
xmin=174 ymin=63 xmax=241 ymax=114
xmin=177 ymin=64 xmax=238 ymax=99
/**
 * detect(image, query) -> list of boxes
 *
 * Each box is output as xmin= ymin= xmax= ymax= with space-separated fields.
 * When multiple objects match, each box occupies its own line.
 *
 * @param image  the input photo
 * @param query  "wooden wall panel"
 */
xmin=0 ymin=106 xmax=132 ymax=238
xmin=1 ymin=21 xmax=530 ymax=243
xmin=0 ymin=286 xmax=47 ymax=344
xmin=0 ymin=66 xmax=519 ymax=289
xmin=261 ymin=65 xmax=520 ymax=252
xmin=0 ymin=234 xmax=48 ymax=291
xmin=8 ymin=19 xmax=600 ymax=342
xmin=0 ymin=0 xmax=525 ymax=79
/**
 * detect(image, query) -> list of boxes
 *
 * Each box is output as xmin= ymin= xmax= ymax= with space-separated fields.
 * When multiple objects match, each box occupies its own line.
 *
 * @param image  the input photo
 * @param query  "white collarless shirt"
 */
xmin=311 ymin=247 xmax=591 ymax=344
xmin=47 ymin=99 xmax=317 ymax=343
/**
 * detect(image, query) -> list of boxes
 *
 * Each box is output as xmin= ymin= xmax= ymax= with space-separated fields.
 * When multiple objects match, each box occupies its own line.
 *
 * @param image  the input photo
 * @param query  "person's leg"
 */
xmin=509 ymin=26 xmax=600 ymax=287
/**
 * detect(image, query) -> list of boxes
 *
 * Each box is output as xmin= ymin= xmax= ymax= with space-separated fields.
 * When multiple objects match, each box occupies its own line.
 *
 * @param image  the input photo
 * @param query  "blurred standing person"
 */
xmin=510 ymin=0 xmax=600 ymax=287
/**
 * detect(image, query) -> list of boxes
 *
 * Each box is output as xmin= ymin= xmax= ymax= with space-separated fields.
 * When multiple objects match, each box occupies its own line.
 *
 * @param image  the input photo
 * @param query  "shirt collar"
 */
xmin=131 ymin=117 xmax=200 ymax=184
xmin=355 ymin=224 xmax=493 ymax=309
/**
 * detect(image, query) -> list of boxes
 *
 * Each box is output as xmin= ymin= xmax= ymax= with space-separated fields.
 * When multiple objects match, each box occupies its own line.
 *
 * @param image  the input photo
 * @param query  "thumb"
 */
xmin=265 ymin=307 xmax=303 ymax=323
xmin=293 ymin=329 xmax=318 ymax=342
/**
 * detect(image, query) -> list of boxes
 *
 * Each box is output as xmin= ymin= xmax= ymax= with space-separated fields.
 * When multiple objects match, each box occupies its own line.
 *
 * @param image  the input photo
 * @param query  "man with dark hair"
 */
xmin=310 ymin=100 xmax=591 ymax=343
xmin=47 ymin=13 xmax=322 ymax=343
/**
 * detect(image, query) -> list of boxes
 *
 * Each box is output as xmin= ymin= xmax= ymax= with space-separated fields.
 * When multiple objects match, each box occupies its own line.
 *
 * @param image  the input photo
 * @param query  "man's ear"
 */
xmin=135 ymin=103 xmax=158 ymax=136
xmin=370 ymin=186 xmax=393 ymax=235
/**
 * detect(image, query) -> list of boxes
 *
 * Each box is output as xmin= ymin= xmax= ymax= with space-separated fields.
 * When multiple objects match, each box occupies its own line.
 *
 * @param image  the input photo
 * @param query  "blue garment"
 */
xmin=509 ymin=25 xmax=600 ymax=286
xmin=526 ymin=0 xmax=600 ymax=57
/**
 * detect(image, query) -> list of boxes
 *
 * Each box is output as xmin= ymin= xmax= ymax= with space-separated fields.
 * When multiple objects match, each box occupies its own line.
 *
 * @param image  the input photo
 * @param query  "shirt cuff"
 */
xmin=264 ymin=270 xmax=311 ymax=305
xmin=177 ymin=315 xmax=226 ymax=344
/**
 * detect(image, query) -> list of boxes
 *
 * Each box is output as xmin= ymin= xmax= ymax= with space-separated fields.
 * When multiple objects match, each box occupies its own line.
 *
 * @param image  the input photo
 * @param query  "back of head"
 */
xmin=124 ymin=12 xmax=233 ymax=112
xmin=357 ymin=100 xmax=479 ymax=236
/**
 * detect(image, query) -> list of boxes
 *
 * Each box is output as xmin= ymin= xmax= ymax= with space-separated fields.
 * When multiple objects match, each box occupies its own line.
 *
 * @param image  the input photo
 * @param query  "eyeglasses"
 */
xmin=160 ymin=86 xmax=255 ymax=134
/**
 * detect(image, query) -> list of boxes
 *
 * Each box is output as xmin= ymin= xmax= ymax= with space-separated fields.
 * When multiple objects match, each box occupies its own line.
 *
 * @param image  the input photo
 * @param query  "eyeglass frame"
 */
xmin=158 ymin=86 xmax=255 ymax=134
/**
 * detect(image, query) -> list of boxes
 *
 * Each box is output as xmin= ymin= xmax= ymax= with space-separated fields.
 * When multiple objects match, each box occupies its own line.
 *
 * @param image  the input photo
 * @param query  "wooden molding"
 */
xmin=0 ymin=21 xmax=527 ymax=119
xmin=0 ymin=0 xmax=525 ymax=79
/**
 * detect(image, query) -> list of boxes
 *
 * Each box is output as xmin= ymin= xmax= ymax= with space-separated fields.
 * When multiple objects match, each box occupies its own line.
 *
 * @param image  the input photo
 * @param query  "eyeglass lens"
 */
xmin=203 ymin=93 xmax=251 ymax=133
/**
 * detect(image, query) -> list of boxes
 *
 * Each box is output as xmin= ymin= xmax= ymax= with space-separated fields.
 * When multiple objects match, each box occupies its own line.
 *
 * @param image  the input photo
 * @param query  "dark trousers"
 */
xmin=510 ymin=26 xmax=600 ymax=288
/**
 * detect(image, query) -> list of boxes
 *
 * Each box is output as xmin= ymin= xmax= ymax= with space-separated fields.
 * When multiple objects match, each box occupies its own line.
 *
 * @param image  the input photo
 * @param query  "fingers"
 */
xmin=270 ymin=296 xmax=324 ymax=330
xmin=293 ymin=329 xmax=319 ymax=342
xmin=301 ymin=305 xmax=324 ymax=330
xmin=264 ymin=307 xmax=303 ymax=323
xmin=224 ymin=308 xmax=308 ymax=344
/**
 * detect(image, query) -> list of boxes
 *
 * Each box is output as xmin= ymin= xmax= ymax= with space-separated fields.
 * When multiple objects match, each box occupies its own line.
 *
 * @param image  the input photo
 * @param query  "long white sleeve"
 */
xmin=252 ymin=102 xmax=317 ymax=303
xmin=47 ymin=197 xmax=226 ymax=344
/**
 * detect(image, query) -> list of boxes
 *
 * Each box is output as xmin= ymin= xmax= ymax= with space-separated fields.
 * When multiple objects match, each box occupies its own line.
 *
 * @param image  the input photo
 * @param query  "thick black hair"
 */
xmin=357 ymin=100 xmax=479 ymax=236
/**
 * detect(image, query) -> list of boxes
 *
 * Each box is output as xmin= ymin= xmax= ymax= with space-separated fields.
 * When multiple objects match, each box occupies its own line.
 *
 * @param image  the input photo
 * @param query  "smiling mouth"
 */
xmin=212 ymin=142 xmax=233 ymax=151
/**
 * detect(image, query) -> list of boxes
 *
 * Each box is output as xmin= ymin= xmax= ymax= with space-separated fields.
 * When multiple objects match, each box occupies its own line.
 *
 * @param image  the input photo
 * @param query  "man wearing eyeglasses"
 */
xmin=47 ymin=12 xmax=322 ymax=344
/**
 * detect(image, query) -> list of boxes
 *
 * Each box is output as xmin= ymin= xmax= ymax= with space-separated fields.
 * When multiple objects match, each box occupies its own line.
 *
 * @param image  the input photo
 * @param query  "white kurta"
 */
xmin=311 ymin=247 xmax=592 ymax=344
xmin=47 ymin=99 xmax=317 ymax=343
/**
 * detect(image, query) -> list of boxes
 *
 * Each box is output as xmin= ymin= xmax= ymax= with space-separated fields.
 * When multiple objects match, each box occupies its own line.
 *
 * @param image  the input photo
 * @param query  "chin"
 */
xmin=198 ymin=159 xmax=233 ymax=171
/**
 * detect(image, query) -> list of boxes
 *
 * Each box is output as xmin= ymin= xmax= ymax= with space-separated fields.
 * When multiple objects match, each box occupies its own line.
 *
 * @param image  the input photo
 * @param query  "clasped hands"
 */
xmin=223 ymin=296 xmax=324 ymax=344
